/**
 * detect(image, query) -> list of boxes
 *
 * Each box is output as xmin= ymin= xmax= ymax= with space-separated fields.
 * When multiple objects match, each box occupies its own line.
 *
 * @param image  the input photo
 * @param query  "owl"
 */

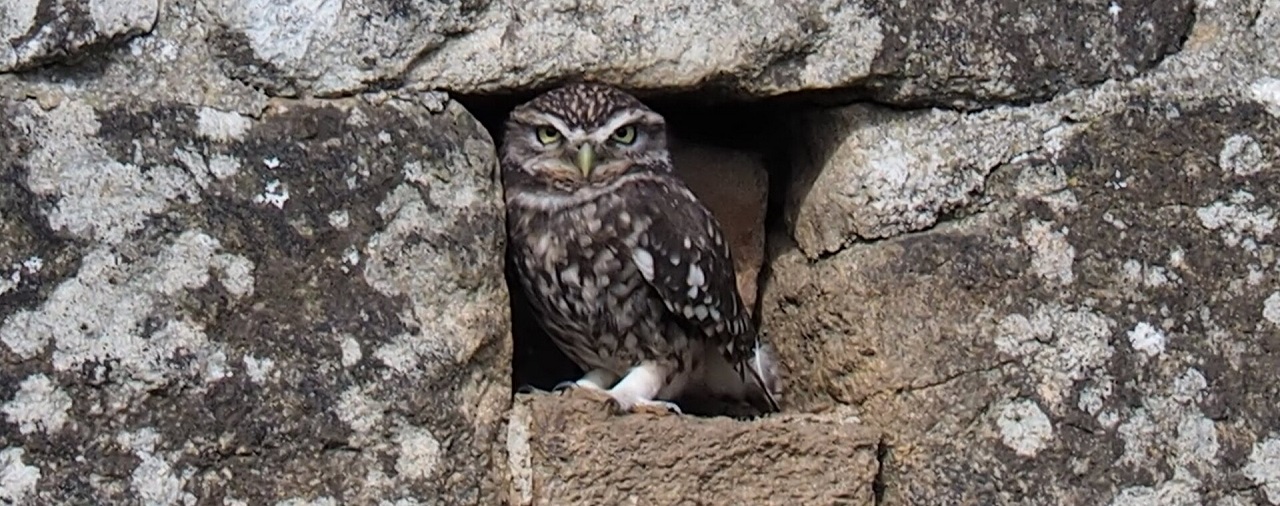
xmin=500 ymin=83 xmax=780 ymax=415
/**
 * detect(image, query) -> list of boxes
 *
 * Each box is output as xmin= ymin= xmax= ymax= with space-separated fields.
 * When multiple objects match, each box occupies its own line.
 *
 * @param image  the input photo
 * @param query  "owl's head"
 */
xmin=501 ymin=83 xmax=670 ymax=188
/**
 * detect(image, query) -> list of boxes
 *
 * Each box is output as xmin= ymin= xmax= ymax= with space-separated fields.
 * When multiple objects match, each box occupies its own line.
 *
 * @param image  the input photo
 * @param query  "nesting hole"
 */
xmin=457 ymin=87 xmax=831 ymax=417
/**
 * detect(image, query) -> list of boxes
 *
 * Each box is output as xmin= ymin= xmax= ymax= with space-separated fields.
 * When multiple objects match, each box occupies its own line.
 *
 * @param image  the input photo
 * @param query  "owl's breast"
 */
xmin=508 ymin=193 xmax=667 ymax=368
xmin=513 ymin=203 xmax=646 ymax=309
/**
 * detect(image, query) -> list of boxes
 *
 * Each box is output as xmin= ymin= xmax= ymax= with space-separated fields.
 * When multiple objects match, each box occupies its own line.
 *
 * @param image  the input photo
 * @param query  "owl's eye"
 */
xmin=536 ymin=126 xmax=562 ymax=145
xmin=610 ymin=126 xmax=637 ymax=145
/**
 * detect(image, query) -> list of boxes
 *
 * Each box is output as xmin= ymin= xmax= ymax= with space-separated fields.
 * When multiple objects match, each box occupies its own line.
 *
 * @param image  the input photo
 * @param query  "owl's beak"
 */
xmin=576 ymin=143 xmax=596 ymax=177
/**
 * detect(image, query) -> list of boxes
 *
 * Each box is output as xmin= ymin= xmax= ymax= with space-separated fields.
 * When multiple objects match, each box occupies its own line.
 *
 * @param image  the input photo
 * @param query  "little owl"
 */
xmin=501 ymin=83 xmax=780 ymax=415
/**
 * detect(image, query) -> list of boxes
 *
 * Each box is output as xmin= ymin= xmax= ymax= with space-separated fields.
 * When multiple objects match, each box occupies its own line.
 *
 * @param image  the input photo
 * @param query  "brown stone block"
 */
xmin=508 ymin=393 xmax=880 ymax=506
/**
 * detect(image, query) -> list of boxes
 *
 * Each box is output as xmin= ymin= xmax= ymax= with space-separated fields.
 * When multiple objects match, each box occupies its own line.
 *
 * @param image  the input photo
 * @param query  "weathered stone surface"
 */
xmin=672 ymin=143 xmax=768 ymax=311
xmin=0 ymin=0 xmax=159 ymax=71
xmin=787 ymin=0 xmax=1280 ymax=258
xmin=787 ymin=103 xmax=1064 ymax=258
xmin=2 ymin=0 xmax=1277 ymax=503
xmin=201 ymin=0 xmax=486 ymax=97
xmin=857 ymin=0 xmax=1195 ymax=107
xmin=127 ymin=0 xmax=1194 ymax=106
xmin=407 ymin=0 xmax=1193 ymax=106
xmin=0 ymin=1 xmax=269 ymax=118
xmin=0 ymin=94 xmax=510 ymax=503
xmin=763 ymin=0 xmax=1280 ymax=502
xmin=509 ymin=394 xmax=881 ymax=506
xmin=768 ymin=97 xmax=1280 ymax=505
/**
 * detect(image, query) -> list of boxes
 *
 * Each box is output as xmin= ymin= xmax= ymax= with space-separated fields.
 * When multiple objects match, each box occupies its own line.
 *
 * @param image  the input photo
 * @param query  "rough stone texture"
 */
xmin=0 ymin=0 xmax=159 ymax=71
xmin=0 ymin=94 xmax=510 ymax=503
xmin=765 ymin=0 xmax=1280 ymax=503
xmin=409 ymin=0 xmax=1194 ymax=107
xmin=3 ymin=0 xmax=1278 ymax=504
xmin=858 ymin=0 xmax=1196 ymax=107
xmin=787 ymin=103 xmax=1062 ymax=257
xmin=508 ymin=394 xmax=881 ymax=506
xmin=787 ymin=0 xmax=1280 ymax=258
xmin=201 ymin=0 xmax=486 ymax=97
xmin=65 ymin=0 xmax=1195 ymax=106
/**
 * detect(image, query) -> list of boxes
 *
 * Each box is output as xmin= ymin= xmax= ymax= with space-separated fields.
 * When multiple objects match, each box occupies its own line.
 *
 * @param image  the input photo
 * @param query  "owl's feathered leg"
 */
xmin=605 ymin=361 xmax=683 ymax=415
xmin=553 ymin=368 xmax=618 ymax=391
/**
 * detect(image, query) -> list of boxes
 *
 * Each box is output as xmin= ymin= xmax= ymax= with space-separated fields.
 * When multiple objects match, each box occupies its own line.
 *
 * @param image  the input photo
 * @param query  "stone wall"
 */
xmin=2 ymin=0 xmax=1279 ymax=504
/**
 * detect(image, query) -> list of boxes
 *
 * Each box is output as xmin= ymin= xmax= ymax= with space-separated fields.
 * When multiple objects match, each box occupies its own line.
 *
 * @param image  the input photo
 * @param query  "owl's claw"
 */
xmin=623 ymin=399 xmax=684 ymax=416
xmin=555 ymin=368 xmax=619 ymax=394
xmin=545 ymin=365 xmax=683 ymax=415
xmin=600 ymin=361 xmax=684 ymax=416
xmin=557 ymin=382 xmax=616 ymax=405
xmin=552 ymin=380 xmax=579 ymax=393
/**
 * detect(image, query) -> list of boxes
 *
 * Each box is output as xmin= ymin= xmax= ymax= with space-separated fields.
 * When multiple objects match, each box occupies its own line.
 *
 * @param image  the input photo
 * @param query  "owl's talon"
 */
xmin=560 ymin=383 xmax=615 ymax=405
xmin=552 ymin=381 xmax=578 ymax=393
xmin=600 ymin=362 xmax=683 ymax=415
xmin=555 ymin=369 xmax=618 ymax=394
xmin=628 ymin=399 xmax=683 ymax=416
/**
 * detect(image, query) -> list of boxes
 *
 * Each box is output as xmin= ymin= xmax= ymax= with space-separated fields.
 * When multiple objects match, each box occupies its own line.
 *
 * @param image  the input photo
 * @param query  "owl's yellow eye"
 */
xmin=536 ymin=126 xmax=562 ymax=145
xmin=610 ymin=126 xmax=637 ymax=145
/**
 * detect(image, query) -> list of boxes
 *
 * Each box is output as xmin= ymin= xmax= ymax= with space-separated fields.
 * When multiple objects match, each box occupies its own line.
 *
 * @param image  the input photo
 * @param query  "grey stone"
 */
xmin=786 ymin=0 xmax=1280 ymax=258
xmin=766 ymin=96 xmax=1280 ymax=504
xmin=1 ymin=0 xmax=1277 ymax=503
xmin=200 ymin=0 xmax=487 ymax=98
xmin=406 ymin=0 xmax=1194 ymax=107
xmin=0 ymin=93 xmax=511 ymax=504
xmin=857 ymin=0 xmax=1195 ymax=107
xmin=786 ymin=103 xmax=1065 ymax=258
xmin=762 ymin=0 xmax=1280 ymax=500
xmin=0 ymin=0 xmax=159 ymax=72
xmin=71 ymin=0 xmax=1193 ymax=106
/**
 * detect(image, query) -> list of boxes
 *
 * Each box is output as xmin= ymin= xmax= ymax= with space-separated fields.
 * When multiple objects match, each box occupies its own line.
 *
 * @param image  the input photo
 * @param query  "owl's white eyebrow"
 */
xmin=589 ymin=110 xmax=663 ymax=143
xmin=591 ymin=111 xmax=640 ymax=142
xmin=516 ymin=109 xmax=663 ymax=144
xmin=537 ymin=114 xmax=583 ymax=138
xmin=518 ymin=112 xmax=582 ymax=139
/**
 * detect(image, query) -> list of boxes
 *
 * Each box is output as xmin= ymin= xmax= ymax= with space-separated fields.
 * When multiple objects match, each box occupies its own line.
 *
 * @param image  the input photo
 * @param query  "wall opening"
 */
xmin=456 ymin=87 xmax=817 ymax=418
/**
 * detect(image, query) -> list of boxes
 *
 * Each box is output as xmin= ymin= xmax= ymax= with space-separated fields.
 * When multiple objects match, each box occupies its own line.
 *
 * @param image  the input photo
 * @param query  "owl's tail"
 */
xmin=743 ymin=342 xmax=782 ymax=412
xmin=702 ymin=342 xmax=784 ymax=413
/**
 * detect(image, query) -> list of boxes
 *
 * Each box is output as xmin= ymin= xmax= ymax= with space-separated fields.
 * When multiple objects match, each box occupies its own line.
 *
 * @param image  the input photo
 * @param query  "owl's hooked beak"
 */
xmin=576 ymin=143 xmax=596 ymax=177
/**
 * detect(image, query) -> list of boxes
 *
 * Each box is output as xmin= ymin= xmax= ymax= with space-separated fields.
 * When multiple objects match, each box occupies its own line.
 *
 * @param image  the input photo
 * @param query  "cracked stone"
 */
xmin=45 ymin=0 xmax=1190 ymax=106
xmin=762 ymin=99 xmax=1280 ymax=503
xmin=0 ymin=94 xmax=510 ymax=503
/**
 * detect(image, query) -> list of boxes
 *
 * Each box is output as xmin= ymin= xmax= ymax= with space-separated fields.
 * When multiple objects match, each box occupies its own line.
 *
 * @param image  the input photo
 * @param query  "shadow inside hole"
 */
xmin=458 ymin=87 xmax=818 ymax=417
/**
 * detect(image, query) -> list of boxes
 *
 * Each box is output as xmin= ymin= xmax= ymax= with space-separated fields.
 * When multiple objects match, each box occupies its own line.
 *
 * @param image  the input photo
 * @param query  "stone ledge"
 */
xmin=509 ymin=394 xmax=881 ymax=506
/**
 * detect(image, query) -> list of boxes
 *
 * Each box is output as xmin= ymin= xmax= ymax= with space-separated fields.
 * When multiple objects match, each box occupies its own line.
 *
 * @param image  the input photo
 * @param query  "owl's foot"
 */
xmin=551 ymin=381 xmax=577 ymax=392
xmin=554 ymin=369 xmax=619 ymax=405
xmin=556 ymin=382 xmax=616 ymax=405
xmin=553 ymin=368 xmax=618 ymax=393
xmin=605 ymin=361 xmax=683 ymax=416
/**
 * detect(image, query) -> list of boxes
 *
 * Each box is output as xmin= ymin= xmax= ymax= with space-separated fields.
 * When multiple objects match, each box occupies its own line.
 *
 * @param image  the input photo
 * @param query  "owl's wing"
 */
xmin=624 ymin=178 xmax=758 ymax=366
xmin=621 ymin=176 xmax=780 ymax=412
